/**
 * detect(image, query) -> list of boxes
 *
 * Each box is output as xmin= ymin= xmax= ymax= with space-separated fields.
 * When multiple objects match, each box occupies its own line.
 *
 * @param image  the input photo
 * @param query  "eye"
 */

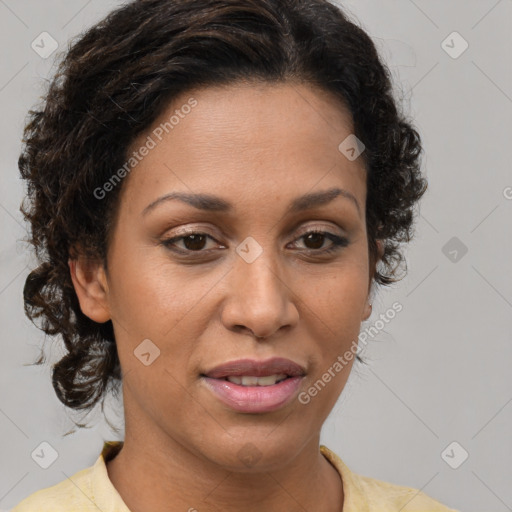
xmin=160 ymin=229 xmax=349 ymax=256
xmin=289 ymin=230 xmax=349 ymax=254
xmin=161 ymin=232 xmax=221 ymax=253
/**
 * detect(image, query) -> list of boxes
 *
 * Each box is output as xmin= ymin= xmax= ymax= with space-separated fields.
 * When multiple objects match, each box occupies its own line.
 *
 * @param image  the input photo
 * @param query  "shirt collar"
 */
xmin=320 ymin=444 xmax=370 ymax=512
xmin=90 ymin=441 xmax=131 ymax=512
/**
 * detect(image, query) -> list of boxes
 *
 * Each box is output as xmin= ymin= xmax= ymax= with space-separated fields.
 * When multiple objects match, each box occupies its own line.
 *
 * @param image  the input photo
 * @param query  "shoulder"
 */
xmin=320 ymin=445 xmax=459 ymax=512
xmin=10 ymin=441 xmax=125 ymax=512
xmin=356 ymin=472 xmax=459 ymax=511
xmin=10 ymin=465 xmax=93 ymax=512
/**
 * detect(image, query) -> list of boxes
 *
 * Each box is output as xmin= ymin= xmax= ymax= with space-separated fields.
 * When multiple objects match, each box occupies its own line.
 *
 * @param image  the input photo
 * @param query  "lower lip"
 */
xmin=202 ymin=376 xmax=303 ymax=413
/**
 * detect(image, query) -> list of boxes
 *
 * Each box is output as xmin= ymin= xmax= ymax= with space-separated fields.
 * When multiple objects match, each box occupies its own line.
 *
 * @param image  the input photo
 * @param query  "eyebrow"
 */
xmin=141 ymin=187 xmax=361 ymax=217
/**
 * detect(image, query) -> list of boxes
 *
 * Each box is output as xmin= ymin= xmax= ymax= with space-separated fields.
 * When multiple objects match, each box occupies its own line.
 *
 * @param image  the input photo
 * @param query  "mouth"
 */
xmin=201 ymin=357 xmax=306 ymax=413
xmin=222 ymin=374 xmax=289 ymax=386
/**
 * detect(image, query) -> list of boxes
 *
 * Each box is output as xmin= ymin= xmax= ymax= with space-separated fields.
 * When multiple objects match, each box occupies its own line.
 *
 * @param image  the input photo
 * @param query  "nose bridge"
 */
xmin=235 ymin=234 xmax=286 ymax=303
xmin=223 ymin=233 xmax=297 ymax=337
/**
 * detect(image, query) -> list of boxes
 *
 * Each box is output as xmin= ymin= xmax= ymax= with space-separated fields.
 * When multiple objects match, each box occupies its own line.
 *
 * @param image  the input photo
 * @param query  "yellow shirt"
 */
xmin=11 ymin=441 xmax=459 ymax=511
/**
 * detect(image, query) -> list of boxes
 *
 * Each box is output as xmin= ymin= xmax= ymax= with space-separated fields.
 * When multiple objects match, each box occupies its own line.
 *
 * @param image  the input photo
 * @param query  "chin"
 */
xmin=196 ymin=427 xmax=307 ymax=473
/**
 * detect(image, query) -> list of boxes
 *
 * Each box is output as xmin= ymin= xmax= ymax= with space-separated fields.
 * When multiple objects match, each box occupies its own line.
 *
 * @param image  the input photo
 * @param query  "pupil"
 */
xmin=305 ymin=233 xmax=324 ymax=249
xmin=184 ymin=234 xmax=206 ymax=251
xmin=182 ymin=233 xmax=326 ymax=251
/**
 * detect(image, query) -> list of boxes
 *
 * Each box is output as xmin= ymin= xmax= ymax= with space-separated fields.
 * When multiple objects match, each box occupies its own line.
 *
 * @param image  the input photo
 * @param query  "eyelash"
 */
xmin=160 ymin=229 xmax=349 ymax=256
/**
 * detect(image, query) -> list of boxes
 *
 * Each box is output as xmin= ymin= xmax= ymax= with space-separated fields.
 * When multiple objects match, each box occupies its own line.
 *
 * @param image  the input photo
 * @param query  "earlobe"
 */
xmin=373 ymin=239 xmax=384 ymax=271
xmin=376 ymin=239 xmax=384 ymax=259
xmin=68 ymin=256 xmax=111 ymax=323
xmin=367 ymin=238 xmax=384 ymax=292
xmin=364 ymin=239 xmax=383 ymax=320
xmin=362 ymin=301 xmax=372 ymax=321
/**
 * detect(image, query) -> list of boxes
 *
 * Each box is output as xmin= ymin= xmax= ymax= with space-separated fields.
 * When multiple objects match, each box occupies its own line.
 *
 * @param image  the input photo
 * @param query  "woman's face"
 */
xmin=73 ymin=82 xmax=376 ymax=471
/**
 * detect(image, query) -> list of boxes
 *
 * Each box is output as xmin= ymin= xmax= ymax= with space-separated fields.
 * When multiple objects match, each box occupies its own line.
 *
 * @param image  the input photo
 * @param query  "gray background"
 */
xmin=1 ymin=1 xmax=511 ymax=511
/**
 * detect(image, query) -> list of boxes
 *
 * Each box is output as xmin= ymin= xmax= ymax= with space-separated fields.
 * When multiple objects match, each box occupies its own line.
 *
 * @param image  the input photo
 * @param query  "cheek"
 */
xmin=107 ymin=245 xmax=205 ymax=334
xmin=300 ymin=273 xmax=367 ymax=410
xmin=299 ymin=261 xmax=369 ymax=358
xmin=106 ymin=249 xmax=224 ymax=383
xmin=302 ymin=259 xmax=369 ymax=318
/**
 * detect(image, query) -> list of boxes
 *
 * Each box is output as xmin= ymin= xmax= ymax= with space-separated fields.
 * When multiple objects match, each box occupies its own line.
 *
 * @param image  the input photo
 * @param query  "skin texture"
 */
xmin=69 ymin=82 xmax=382 ymax=512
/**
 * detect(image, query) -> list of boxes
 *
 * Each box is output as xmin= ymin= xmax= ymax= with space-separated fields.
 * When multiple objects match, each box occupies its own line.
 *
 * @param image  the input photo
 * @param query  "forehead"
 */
xmin=119 ymin=82 xmax=366 ymax=217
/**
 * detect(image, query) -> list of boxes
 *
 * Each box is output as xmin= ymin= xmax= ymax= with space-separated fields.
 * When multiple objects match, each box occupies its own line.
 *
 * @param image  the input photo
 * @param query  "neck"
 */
xmin=106 ymin=425 xmax=343 ymax=512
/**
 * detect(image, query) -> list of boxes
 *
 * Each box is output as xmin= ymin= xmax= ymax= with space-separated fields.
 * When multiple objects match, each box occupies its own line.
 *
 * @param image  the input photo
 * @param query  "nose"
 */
xmin=220 ymin=244 xmax=299 ymax=340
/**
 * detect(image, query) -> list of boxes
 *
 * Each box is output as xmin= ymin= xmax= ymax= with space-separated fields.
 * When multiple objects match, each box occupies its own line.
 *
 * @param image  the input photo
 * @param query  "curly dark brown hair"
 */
xmin=19 ymin=0 xmax=427 ymax=424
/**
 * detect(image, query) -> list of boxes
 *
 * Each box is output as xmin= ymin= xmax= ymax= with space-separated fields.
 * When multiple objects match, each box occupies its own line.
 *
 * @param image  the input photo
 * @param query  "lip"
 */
xmin=203 ymin=357 xmax=306 ymax=379
xmin=201 ymin=357 xmax=306 ymax=413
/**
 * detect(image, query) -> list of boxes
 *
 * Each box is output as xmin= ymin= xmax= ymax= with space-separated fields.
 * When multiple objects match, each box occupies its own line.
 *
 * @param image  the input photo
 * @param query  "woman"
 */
xmin=12 ymin=0 xmax=459 ymax=510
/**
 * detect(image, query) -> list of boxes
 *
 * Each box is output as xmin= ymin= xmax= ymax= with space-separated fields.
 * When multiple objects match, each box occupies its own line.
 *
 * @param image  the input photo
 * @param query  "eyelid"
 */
xmin=165 ymin=222 xmax=344 ymax=243
xmin=161 ymin=226 xmax=348 ymax=257
xmin=293 ymin=222 xmax=345 ymax=236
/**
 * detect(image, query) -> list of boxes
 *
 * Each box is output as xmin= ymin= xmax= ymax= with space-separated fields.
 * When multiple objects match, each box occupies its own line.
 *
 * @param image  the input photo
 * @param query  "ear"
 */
xmin=68 ymin=254 xmax=111 ymax=323
xmin=362 ymin=239 xmax=385 ymax=321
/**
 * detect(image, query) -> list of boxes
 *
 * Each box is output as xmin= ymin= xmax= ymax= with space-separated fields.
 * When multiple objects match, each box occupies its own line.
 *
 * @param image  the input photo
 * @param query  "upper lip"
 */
xmin=203 ymin=357 xmax=306 ymax=379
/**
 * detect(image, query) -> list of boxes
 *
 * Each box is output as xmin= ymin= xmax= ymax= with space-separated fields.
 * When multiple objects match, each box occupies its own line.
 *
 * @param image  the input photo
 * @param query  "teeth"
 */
xmin=241 ymin=376 xmax=259 ymax=386
xmin=226 ymin=374 xmax=287 ymax=386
